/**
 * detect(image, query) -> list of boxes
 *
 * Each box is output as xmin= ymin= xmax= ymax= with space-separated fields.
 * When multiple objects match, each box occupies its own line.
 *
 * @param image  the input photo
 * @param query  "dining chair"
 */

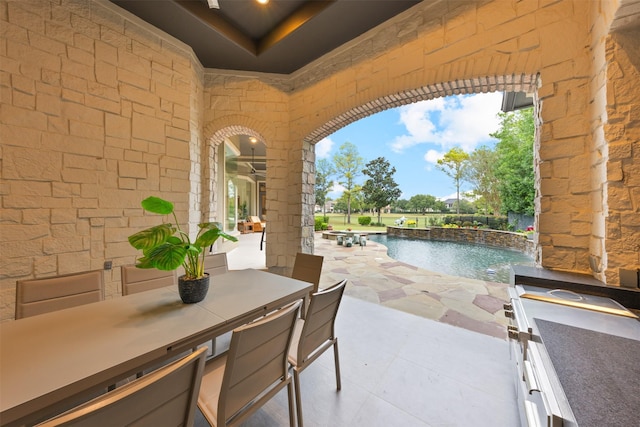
xmin=197 ymin=300 xmax=302 ymax=427
xmin=15 ymin=270 xmax=104 ymax=319
xmin=288 ymin=279 xmax=347 ymax=427
xmin=291 ymin=252 xmax=324 ymax=295
xmin=121 ymin=265 xmax=176 ymax=296
xmin=35 ymin=347 xmax=207 ymax=427
xmin=203 ymin=252 xmax=228 ymax=277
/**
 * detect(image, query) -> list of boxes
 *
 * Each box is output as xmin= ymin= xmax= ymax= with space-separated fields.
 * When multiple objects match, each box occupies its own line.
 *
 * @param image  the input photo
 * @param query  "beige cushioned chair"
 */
xmin=197 ymin=300 xmax=301 ymax=427
xmin=288 ymin=279 xmax=347 ymax=427
xmin=35 ymin=347 xmax=207 ymax=427
xmin=15 ymin=270 xmax=104 ymax=319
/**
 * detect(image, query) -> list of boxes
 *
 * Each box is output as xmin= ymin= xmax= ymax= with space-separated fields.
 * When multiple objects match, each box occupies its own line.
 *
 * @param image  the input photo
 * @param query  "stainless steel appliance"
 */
xmin=505 ymin=284 xmax=640 ymax=427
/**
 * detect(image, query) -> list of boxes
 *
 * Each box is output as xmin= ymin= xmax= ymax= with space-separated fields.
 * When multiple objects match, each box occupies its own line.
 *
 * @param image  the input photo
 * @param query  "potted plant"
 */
xmin=128 ymin=196 xmax=238 ymax=303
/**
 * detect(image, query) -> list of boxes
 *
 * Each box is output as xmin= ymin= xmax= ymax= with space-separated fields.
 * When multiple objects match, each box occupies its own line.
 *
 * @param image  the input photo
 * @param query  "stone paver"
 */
xmin=315 ymin=233 xmax=510 ymax=339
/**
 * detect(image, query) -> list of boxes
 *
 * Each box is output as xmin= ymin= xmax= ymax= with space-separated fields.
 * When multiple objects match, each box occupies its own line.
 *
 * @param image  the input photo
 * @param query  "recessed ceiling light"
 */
xmin=256 ymin=0 xmax=269 ymax=5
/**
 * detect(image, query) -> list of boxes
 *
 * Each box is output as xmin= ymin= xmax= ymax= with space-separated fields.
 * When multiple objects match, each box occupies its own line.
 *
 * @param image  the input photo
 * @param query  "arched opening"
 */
xmin=303 ymin=75 xmax=540 ymax=254
xmin=205 ymin=127 xmax=267 ymax=258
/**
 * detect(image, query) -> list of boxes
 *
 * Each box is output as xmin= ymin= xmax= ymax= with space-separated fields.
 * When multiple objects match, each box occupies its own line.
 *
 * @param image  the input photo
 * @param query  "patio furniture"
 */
xmin=288 ymin=279 xmax=347 ymax=427
xmin=197 ymin=300 xmax=301 ymax=427
xmin=248 ymin=216 xmax=265 ymax=233
xmin=121 ymin=265 xmax=176 ymax=296
xmin=15 ymin=270 xmax=104 ymax=319
xmin=203 ymin=252 xmax=229 ymax=277
xmin=291 ymin=252 xmax=324 ymax=296
xmin=1 ymin=269 xmax=312 ymax=427
xmin=35 ymin=347 xmax=207 ymax=427
xmin=237 ymin=220 xmax=251 ymax=234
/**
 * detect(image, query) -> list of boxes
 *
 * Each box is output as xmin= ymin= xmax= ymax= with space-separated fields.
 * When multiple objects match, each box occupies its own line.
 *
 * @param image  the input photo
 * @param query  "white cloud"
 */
xmin=390 ymin=92 xmax=503 ymax=153
xmin=424 ymin=149 xmax=443 ymax=166
xmin=327 ymin=180 xmax=345 ymax=198
xmin=315 ymin=137 xmax=333 ymax=159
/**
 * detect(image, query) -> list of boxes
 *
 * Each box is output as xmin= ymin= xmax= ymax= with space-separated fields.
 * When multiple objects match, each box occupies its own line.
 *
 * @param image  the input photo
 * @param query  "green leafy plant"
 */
xmin=128 ymin=196 xmax=237 ymax=280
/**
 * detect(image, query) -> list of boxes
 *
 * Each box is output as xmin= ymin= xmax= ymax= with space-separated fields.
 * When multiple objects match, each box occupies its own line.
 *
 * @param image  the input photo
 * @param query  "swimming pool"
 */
xmin=367 ymin=234 xmax=534 ymax=283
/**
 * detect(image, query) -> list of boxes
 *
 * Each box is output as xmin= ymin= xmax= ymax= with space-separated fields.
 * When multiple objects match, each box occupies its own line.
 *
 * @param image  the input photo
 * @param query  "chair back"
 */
xmin=16 ymin=270 xmax=104 ymax=319
xmin=203 ymin=252 xmax=228 ymax=277
xmin=291 ymin=252 xmax=324 ymax=294
xmin=36 ymin=347 xmax=207 ymax=427
xmin=121 ymin=265 xmax=176 ymax=296
xmin=217 ymin=300 xmax=301 ymax=424
xmin=295 ymin=279 xmax=346 ymax=364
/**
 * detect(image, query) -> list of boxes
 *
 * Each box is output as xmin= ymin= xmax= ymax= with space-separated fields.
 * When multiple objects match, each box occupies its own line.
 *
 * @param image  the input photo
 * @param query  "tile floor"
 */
xmin=198 ymin=232 xmax=521 ymax=426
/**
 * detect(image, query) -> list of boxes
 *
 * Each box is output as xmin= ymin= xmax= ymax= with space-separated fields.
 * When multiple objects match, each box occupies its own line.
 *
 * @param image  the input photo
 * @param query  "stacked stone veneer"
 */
xmin=387 ymin=227 xmax=535 ymax=258
xmin=1 ymin=0 xmax=639 ymax=321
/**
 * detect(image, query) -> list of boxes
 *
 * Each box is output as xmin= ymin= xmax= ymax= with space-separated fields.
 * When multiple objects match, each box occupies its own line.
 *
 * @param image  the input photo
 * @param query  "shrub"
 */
xmin=314 ymin=217 xmax=324 ymax=231
xmin=428 ymin=217 xmax=442 ymax=226
xmin=406 ymin=219 xmax=417 ymax=227
xmin=462 ymin=221 xmax=473 ymax=227
xmin=358 ymin=216 xmax=372 ymax=226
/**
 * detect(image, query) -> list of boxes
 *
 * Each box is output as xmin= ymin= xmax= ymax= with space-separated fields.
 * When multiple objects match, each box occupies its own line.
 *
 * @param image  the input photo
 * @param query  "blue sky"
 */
xmin=316 ymin=92 xmax=504 ymax=200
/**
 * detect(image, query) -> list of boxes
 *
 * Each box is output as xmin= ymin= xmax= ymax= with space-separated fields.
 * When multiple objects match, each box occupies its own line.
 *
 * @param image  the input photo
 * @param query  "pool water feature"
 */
xmin=367 ymin=234 xmax=534 ymax=283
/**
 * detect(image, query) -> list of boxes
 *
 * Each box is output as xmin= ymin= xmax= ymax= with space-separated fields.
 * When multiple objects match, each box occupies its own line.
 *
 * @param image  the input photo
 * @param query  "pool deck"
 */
xmin=228 ymin=231 xmax=510 ymax=339
xmin=315 ymin=233 xmax=510 ymax=339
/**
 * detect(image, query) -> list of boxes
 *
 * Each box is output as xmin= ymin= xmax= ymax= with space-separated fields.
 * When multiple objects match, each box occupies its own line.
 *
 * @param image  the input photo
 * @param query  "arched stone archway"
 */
xmin=202 ymin=122 xmax=267 ymax=224
xmin=304 ymin=74 xmax=539 ymax=144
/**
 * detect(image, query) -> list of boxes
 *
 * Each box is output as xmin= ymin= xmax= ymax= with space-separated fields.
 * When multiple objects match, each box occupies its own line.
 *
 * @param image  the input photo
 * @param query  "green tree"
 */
xmin=491 ymin=108 xmax=535 ymax=216
xmin=361 ymin=157 xmax=402 ymax=224
xmin=465 ymin=145 xmax=501 ymax=214
xmin=315 ymin=158 xmax=334 ymax=216
xmin=436 ymin=147 xmax=470 ymax=214
xmin=434 ymin=200 xmax=447 ymax=212
xmin=332 ymin=142 xmax=364 ymax=224
xmin=409 ymin=194 xmax=437 ymax=213
xmin=393 ymin=198 xmax=410 ymax=212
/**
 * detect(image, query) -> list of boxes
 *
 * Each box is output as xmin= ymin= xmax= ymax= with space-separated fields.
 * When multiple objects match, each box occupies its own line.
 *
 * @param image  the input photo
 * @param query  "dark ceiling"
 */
xmin=110 ymin=0 xmax=422 ymax=74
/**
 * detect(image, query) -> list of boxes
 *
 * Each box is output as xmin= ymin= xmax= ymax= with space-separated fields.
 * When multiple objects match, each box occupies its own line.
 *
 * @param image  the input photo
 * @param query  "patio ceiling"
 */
xmin=109 ymin=0 xmax=422 ymax=74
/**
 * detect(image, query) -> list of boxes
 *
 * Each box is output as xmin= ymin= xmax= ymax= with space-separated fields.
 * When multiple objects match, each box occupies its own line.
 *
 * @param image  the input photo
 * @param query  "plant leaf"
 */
xmin=147 ymin=242 xmax=187 ymax=271
xmin=128 ymin=224 xmax=175 ymax=250
xmin=141 ymin=196 xmax=174 ymax=215
xmin=195 ymin=223 xmax=238 ymax=247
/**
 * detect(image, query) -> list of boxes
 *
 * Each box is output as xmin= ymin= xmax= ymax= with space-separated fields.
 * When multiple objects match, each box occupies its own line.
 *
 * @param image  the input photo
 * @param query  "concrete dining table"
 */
xmin=0 ymin=269 xmax=312 ymax=427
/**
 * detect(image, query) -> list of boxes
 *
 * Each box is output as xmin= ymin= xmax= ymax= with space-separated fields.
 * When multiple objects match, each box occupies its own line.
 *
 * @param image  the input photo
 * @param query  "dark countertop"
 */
xmin=535 ymin=319 xmax=640 ymax=427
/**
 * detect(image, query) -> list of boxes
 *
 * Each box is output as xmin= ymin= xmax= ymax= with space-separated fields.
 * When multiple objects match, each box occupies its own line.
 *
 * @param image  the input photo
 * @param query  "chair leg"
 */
xmin=293 ymin=368 xmax=304 ymax=427
xmin=333 ymin=338 xmax=342 ymax=391
xmin=287 ymin=380 xmax=296 ymax=427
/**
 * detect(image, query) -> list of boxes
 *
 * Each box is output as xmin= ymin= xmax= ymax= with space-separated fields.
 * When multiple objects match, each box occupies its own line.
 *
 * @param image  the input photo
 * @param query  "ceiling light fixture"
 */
xmin=256 ymin=0 xmax=269 ymax=5
xmin=207 ymin=0 xmax=220 ymax=9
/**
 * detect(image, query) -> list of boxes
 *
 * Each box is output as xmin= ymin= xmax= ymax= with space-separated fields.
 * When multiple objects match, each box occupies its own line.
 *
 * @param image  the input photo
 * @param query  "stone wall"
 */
xmin=602 ymin=27 xmax=640 ymax=285
xmin=0 ymin=0 xmax=205 ymax=319
xmin=387 ymin=227 xmax=535 ymax=257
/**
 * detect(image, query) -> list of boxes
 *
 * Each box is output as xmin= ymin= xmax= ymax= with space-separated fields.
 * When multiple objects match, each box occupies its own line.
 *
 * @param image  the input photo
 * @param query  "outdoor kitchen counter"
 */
xmin=508 ymin=267 xmax=640 ymax=427
xmin=534 ymin=318 xmax=640 ymax=427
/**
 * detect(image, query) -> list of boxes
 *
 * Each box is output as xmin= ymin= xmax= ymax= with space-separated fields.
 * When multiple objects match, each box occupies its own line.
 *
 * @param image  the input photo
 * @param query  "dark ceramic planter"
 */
xmin=178 ymin=274 xmax=210 ymax=304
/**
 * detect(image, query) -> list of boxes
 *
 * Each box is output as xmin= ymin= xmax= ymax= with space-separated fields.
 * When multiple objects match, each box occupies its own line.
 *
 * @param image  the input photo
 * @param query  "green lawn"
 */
xmin=316 ymin=213 xmax=442 ymax=232
xmin=315 ymin=212 xmax=511 ymax=232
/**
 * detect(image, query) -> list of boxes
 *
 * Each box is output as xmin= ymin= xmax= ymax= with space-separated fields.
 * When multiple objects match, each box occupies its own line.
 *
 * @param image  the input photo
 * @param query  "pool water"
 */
xmin=367 ymin=234 xmax=534 ymax=283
